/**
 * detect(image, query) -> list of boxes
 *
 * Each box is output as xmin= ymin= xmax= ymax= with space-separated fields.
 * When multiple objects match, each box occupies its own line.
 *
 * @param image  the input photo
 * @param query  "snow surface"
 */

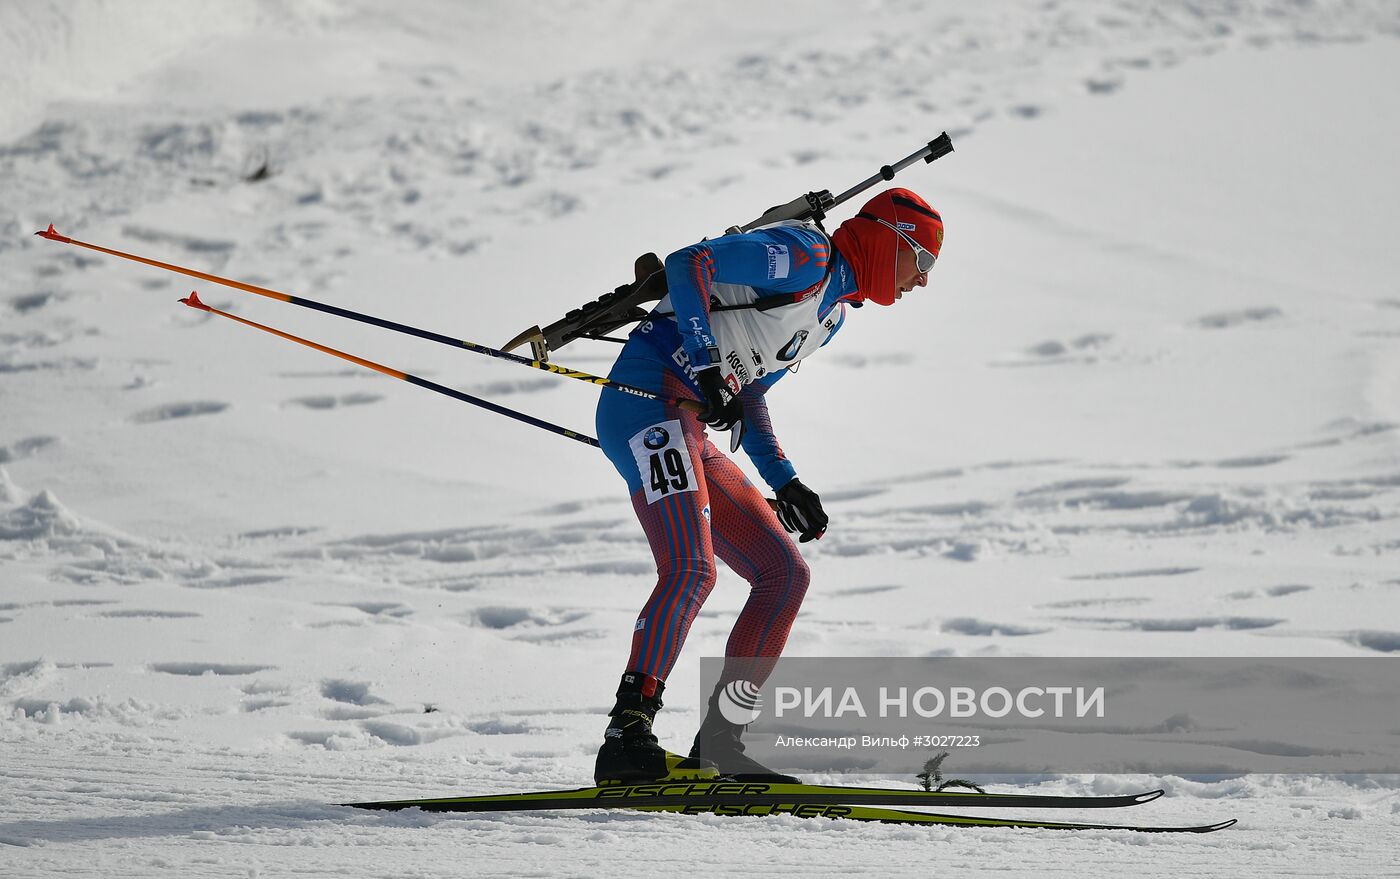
xmin=3 ymin=1 xmax=1400 ymax=876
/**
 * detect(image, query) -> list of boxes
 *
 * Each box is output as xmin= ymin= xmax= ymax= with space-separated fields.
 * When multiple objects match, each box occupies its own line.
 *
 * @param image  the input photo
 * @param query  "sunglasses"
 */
xmin=876 ymin=218 xmax=937 ymax=273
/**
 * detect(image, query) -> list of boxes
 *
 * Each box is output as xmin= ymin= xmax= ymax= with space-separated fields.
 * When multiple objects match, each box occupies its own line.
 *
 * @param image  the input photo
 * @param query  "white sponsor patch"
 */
xmin=635 ymin=617 xmax=646 ymax=632
xmin=765 ymin=244 xmax=790 ymax=280
xmin=629 ymin=420 xmax=698 ymax=505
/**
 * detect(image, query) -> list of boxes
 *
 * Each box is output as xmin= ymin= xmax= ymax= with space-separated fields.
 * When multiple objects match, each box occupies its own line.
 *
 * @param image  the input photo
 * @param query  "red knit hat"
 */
xmin=831 ymin=188 xmax=943 ymax=306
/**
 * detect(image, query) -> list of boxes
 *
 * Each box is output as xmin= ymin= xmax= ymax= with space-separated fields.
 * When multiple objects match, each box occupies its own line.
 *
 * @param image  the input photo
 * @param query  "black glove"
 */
xmin=776 ymin=478 xmax=828 ymax=542
xmin=696 ymin=366 xmax=745 ymax=451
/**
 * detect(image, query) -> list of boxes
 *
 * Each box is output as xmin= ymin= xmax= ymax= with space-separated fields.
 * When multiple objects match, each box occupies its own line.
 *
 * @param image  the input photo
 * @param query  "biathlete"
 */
xmin=593 ymin=188 xmax=944 ymax=784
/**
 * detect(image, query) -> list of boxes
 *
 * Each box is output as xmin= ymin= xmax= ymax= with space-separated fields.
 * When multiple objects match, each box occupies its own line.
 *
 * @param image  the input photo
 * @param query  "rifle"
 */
xmin=501 ymin=134 xmax=954 ymax=362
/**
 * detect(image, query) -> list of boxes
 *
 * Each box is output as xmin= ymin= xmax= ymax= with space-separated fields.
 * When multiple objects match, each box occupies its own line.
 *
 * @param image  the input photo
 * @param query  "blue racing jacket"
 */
xmin=629 ymin=223 xmax=859 ymax=491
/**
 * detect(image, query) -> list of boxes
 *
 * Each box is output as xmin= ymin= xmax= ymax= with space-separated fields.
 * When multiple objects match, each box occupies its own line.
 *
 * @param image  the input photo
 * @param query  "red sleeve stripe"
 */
xmin=690 ymin=247 xmax=716 ymax=316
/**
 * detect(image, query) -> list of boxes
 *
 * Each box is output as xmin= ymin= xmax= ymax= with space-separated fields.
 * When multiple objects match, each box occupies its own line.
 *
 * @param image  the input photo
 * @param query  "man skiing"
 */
xmin=593 ymin=188 xmax=944 ymax=785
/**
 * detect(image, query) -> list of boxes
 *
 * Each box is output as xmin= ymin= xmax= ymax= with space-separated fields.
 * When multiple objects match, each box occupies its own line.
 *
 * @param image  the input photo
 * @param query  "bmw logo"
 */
xmin=642 ymin=426 xmax=670 ymax=450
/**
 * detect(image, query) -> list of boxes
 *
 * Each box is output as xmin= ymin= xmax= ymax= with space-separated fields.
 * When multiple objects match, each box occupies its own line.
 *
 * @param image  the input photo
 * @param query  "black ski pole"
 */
xmin=178 ymin=291 xmax=602 ymax=448
xmin=34 ymin=225 xmax=703 ymax=414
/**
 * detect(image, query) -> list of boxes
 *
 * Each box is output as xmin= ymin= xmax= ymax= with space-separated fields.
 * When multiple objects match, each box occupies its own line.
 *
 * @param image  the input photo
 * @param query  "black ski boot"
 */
xmin=593 ymin=672 xmax=719 ymax=786
xmin=690 ymin=686 xmax=801 ymax=784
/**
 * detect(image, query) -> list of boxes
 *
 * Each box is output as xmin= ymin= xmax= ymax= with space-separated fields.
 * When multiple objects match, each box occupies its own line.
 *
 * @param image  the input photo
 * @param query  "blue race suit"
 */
xmin=595 ymin=222 xmax=858 ymax=687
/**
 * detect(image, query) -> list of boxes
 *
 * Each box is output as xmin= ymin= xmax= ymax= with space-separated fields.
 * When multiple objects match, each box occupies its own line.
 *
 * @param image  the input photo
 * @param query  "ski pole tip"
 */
xmin=180 ymin=291 xmax=211 ymax=311
xmin=34 ymin=223 xmax=70 ymax=243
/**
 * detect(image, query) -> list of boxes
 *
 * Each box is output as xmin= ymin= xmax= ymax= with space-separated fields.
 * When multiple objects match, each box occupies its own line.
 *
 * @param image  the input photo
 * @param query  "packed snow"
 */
xmin=3 ymin=1 xmax=1399 ymax=876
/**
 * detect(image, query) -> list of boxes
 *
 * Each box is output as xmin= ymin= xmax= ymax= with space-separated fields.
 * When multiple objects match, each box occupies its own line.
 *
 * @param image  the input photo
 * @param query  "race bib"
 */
xmin=629 ymin=420 xmax=697 ymax=505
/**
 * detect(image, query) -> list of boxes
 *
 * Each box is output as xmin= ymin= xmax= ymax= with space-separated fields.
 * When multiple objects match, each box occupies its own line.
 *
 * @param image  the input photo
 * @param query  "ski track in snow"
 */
xmin=0 ymin=741 xmax=1397 ymax=876
xmin=6 ymin=438 xmax=1399 ymax=872
xmin=2 ymin=1 xmax=1395 ymax=264
xmin=4 ymin=388 xmax=1400 ymax=873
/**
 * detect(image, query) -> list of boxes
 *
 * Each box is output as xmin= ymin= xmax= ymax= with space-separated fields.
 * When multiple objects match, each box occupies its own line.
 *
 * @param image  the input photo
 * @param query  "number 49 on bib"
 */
xmin=629 ymin=420 xmax=698 ymax=505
